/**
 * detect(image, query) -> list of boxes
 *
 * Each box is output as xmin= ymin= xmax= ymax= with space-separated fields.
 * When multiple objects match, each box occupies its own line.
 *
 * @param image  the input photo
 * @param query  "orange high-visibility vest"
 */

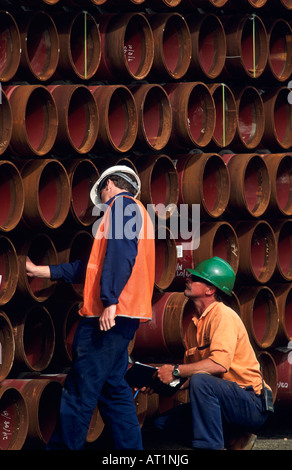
xmin=79 ymin=195 xmax=155 ymax=321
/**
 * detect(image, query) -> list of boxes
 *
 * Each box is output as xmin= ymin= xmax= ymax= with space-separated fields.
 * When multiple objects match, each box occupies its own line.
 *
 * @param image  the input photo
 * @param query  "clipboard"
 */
xmin=125 ymin=361 xmax=187 ymax=397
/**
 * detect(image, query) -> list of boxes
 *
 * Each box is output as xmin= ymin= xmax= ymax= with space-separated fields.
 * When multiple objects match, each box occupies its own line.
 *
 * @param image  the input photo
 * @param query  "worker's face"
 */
xmin=184 ymin=275 xmax=215 ymax=299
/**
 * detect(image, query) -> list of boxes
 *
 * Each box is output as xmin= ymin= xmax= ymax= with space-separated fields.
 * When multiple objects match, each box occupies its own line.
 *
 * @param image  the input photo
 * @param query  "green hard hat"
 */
xmin=187 ymin=257 xmax=235 ymax=296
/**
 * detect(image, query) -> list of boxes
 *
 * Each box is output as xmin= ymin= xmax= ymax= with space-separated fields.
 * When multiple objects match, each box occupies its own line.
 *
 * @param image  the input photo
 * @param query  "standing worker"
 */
xmin=26 ymin=165 xmax=155 ymax=450
xmin=152 ymin=257 xmax=272 ymax=450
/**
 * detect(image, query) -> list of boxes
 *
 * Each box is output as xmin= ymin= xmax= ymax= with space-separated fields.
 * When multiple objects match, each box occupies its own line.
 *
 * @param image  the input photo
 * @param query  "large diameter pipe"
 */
xmin=65 ymin=159 xmax=99 ymax=228
xmin=146 ymin=0 xmax=182 ymax=9
xmin=176 ymin=153 xmax=230 ymax=219
xmin=222 ymin=153 xmax=271 ymax=218
xmin=257 ymin=351 xmax=278 ymax=403
xmin=49 ymin=300 xmax=81 ymax=365
xmin=186 ymin=13 xmax=226 ymax=80
xmin=261 ymin=87 xmax=292 ymax=150
xmin=17 ymin=11 xmax=59 ymax=81
xmin=20 ymin=159 xmax=71 ymax=230
xmin=4 ymin=85 xmax=58 ymax=156
xmin=86 ymin=407 xmax=105 ymax=444
xmin=0 ymin=90 xmax=13 ymax=155
xmin=272 ymin=284 xmax=292 ymax=346
xmin=0 ymin=385 xmax=28 ymax=450
xmin=165 ymin=82 xmax=216 ymax=149
xmin=168 ymin=236 xmax=195 ymax=291
xmin=0 ymin=160 xmax=24 ymax=232
xmin=273 ymin=351 xmax=292 ymax=407
xmin=237 ymin=286 xmax=279 ymax=349
xmin=265 ymin=0 xmax=292 ymax=11
xmin=235 ymin=220 xmax=277 ymax=284
xmin=97 ymin=13 xmax=154 ymax=81
xmin=208 ymin=84 xmax=237 ymax=148
xmin=223 ymin=15 xmax=268 ymax=80
xmin=134 ymin=154 xmax=179 ymax=220
xmin=48 ymin=85 xmax=99 ymax=155
xmin=90 ymin=85 xmax=138 ymax=154
xmin=263 ymin=19 xmax=292 ymax=83
xmin=271 ymin=220 xmax=292 ymax=282
xmin=130 ymin=84 xmax=172 ymax=152
xmin=178 ymin=0 xmax=228 ymax=8
xmin=54 ymin=11 xmax=101 ymax=81
xmin=94 ymin=156 xmax=138 ymax=176
xmin=9 ymin=304 xmax=55 ymax=372
xmin=16 ymin=233 xmax=58 ymax=302
xmin=65 ymin=0 xmax=108 ymax=5
xmin=147 ymin=13 xmax=191 ymax=81
xmin=232 ymin=86 xmax=265 ymax=150
xmin=0 ymin=11 xmax=21 ymax=82
xmin=155 ymin=226 xmax=177 ymax=291
xmin=2 ymin=379 xmax=62 ymax=445
xmin=54 ymin=230 xmax=93 ymax=299
xmin=0 ymin=236 xmax=19 ymax=306
xmin=194 ymin=221 xmax=239 ymax=275
xmin=16 ymin=0 xmax=61 ymax=4
xmin=169 ymin=222 xmax=239 ymax=289
xmin=0 ymin=311 xmax=15 ymax=382
xmin=225 ymin=0 xmax=268 ymax=9
xmin=106 ymin=0 xmax=146 ymax=8
xmin=262 ymin=154 xmax=292 ymax=217
xmin=133 ymin=292 xmax=194 ymax=360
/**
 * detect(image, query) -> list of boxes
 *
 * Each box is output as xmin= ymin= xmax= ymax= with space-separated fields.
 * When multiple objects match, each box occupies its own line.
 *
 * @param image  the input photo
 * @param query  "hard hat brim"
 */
xmin=187 ymin=268 xmax=233 ymax=296
xmin=90 ymin=165 xmax=141 ymax=206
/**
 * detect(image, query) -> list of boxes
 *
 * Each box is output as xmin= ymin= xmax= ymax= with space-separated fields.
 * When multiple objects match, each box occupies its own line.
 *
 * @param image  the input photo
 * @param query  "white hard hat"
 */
xmin=90 ymin=165 xmax=141 ymax=206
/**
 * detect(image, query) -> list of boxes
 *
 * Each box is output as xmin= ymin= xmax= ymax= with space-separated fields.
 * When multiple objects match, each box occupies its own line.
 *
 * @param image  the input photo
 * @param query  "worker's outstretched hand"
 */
xmin=99 ymin=304 xmax=117 ymax=331
xmin=25 ymin=256 xmax=51 ymax=279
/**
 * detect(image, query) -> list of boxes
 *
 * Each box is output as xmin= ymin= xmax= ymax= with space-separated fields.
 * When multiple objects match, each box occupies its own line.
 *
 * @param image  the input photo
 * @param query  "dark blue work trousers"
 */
xmin=154 ymin=373 xmax=269 ymax=450
xmin=47 ymin=316 xmax=141 ymax=450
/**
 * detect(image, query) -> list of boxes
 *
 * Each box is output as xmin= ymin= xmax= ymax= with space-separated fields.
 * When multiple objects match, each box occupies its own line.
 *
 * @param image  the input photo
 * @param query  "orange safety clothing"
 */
xmin=79 ymin=195 xmax=155 ymax=321
xmin=184 ymin=301 xmax=266 ymax=395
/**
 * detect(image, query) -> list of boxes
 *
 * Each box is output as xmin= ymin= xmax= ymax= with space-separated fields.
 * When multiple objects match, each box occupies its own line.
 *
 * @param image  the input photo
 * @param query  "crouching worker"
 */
xmin=26 ymin=165 xmax=155 ymax=450
xmin=151 ymin=257 xmax=273 ymax=450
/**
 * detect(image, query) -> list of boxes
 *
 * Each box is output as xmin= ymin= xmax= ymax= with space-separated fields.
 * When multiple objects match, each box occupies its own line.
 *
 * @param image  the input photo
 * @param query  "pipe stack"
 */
xmin=0 ymin=0 xmax=291 ymax=449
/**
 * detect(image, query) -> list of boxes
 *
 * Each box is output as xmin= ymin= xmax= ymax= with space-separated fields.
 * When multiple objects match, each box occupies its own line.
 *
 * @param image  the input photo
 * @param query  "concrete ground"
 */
xmin=253 ymin=407 xmax=292 ymax=451
xmin=141 ymin=405 xmax=292 ymax=451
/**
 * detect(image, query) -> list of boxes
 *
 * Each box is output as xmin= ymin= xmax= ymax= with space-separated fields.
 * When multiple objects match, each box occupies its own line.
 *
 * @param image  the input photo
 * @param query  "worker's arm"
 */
xmin=157 ymin=359 xmax=226 ymax=385
xmin=26 ymin=257 xmax=51 ymax=278
xmin=26 ymin=257 xmax=87 ymax=283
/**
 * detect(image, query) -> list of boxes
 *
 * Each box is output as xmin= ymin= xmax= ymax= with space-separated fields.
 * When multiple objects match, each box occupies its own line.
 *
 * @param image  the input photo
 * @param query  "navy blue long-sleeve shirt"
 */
xmin=49 ymin=192 xmax=143 ymax=308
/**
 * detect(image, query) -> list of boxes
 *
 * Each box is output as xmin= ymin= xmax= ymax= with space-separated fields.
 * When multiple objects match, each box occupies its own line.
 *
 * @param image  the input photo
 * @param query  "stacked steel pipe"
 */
xmin=0 ymin=0 xmax=291 ymax=449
